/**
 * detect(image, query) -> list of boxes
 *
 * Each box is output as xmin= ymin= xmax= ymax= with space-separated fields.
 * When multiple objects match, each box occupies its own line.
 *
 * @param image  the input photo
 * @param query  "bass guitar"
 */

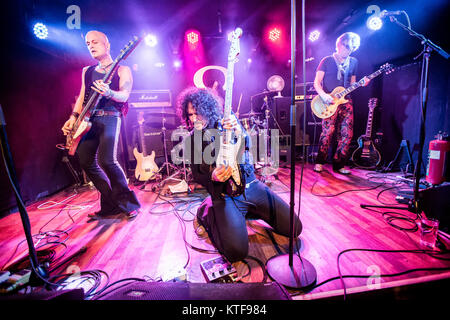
xmin=311 ymin=63 xmax=393 ymax=119
xmin=133 ymin=111 xmax=158 ymax=181
xmin=351 ymin=98 xmax=381 ymax=169
xmin=65 ymin=36 xmax=142 ymax=155
xmin=215 ymin=28 xmax=245 ymax=197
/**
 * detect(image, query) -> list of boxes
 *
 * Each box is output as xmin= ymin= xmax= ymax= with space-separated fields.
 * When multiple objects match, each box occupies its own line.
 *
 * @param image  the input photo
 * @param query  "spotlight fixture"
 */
xmin=144 ymin=34 xmax=158 ymax=47
xmin=173 ymin=60 xmax=182 ymax=68
xmin=33 ymin=23 xmax=48 ymax=39
xmin=308 ymin=30 xmax=320 ymax=42
xmin=186 ymin=30 xmax=200 ymax=45
xmin=367 ymin=16 xmax=383 ymax=31
xmin=268 ymin=28 xmax=281 ymax=42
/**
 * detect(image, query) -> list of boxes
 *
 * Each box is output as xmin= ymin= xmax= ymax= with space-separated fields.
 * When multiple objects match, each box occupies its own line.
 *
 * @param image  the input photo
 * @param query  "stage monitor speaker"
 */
xmin=99 ymin=281 xmax=291 ymax=300
xmin=270 ymin=97 xmax=311 ymax=146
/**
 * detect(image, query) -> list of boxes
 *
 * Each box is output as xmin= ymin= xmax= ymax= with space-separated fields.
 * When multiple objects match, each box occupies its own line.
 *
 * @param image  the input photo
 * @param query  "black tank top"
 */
xmin=83 ymin=65 xmax=123 ymax=112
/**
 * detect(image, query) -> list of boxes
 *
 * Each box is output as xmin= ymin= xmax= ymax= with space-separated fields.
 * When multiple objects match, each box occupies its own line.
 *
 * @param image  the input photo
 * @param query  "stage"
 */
xmin=1 ymin=163 xmax=449 ymax=300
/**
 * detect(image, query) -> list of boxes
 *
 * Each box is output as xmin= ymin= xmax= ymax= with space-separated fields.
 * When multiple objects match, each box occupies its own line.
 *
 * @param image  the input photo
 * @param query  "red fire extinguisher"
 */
xmin=426 ymin=132 xmax=450 ymax=185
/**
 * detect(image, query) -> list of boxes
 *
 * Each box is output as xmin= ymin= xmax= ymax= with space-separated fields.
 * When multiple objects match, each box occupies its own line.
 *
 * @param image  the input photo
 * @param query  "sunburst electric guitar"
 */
xmin=65 ymin=36 xmax=142 ymax=155
xmin=351 ymin=98 xmax=381 ymax=169
xmin=133 ymin=112 xmax=158 ymax=181
xmin=311 ymin=63 xmax=393 ymax=119
xmin=215 ymin=28 xmax=245 ymax=197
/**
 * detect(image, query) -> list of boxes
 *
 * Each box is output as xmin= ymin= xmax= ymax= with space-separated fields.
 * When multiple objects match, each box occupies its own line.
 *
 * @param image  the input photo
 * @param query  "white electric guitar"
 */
xmin=215 ymin=28 xmax=245 ymax=197
xmin=133 ymin=111 xmax=158 ymax=181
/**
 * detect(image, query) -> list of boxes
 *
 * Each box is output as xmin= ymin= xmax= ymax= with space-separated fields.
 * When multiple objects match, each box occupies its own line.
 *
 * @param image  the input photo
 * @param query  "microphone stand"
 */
xmin=0 ymin=105 xmax=49 ymax=286
xmin=266 ymin=0 xmax=316 ymax=289
xmin=360 ymin=14 xmax=449 ymax=215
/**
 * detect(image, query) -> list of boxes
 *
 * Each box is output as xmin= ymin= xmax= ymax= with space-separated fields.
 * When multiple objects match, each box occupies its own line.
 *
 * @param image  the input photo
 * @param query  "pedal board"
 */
xmin=200 ymin=256 xmax=237 ymax=283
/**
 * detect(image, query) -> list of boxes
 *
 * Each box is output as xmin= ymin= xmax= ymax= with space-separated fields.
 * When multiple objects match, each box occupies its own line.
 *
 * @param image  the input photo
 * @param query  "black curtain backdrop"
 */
xmin=0 ymin=40 xmax=83 ymax=216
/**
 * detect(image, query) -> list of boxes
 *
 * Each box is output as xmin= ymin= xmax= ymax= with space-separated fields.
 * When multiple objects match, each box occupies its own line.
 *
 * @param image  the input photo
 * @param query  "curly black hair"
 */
xmin=176 ymin=87 xmax=223 ymax=129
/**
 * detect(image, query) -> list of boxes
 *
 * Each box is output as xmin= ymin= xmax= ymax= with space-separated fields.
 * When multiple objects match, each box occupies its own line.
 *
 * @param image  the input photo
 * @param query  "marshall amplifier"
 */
xmin=128 ymin=90 xmax=172 ymax=108
xmin=295 ymin=82 xmax=316 ymax=101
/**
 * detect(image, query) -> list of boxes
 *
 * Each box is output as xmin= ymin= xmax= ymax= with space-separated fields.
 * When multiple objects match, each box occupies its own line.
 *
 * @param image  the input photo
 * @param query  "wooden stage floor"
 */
xmin=1 ymin=163 xmax=449 ymax=300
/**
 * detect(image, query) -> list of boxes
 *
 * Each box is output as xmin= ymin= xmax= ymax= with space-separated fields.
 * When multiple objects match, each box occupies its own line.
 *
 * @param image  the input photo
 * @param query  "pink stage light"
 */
xmin=268 ymin=27 xmax=281 ymax=42
xmin=186 ymin=30 xmax=200 ymax=46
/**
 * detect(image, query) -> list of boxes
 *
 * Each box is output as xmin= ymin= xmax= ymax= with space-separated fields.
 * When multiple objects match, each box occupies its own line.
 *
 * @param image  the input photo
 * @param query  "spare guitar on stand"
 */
xmin=351 ymin=97 xmax=381 ymax=169
xmin=133 ymin=111 xmax=158 ymax=182
xmin=65 ymin=36 xmax=142 ymax=155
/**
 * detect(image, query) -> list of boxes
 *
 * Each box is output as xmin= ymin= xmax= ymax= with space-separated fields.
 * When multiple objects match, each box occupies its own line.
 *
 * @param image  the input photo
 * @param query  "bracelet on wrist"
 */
xmin=71 ymin=112 xmax=80 ymax=118
xmin=106 ymin=89 xmax=114 ymax=99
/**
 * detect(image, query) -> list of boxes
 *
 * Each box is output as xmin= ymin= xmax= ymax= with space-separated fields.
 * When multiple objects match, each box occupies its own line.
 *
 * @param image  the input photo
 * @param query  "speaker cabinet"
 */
xmin=98 ymin=281 xmax=291 ymax=300
xmin=122 ymin=106 xmax=179 ymax=166
xmin=270 ymin=97 xmax=311 ymax=146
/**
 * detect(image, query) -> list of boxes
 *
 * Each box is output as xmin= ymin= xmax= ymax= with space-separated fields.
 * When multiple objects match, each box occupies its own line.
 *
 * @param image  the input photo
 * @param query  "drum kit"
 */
xmin=237 ymin=89 xmax=284 ymax=181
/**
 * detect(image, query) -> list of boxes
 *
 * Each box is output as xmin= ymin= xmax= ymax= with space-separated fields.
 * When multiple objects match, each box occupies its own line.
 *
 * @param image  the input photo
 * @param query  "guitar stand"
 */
xmin=382 ymin=139 xmax=414 ymax=173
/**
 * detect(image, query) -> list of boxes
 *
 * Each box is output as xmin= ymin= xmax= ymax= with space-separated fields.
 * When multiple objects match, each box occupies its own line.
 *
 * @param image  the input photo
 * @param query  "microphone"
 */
xmin=379 ymin=10 xmax=402 ymax=18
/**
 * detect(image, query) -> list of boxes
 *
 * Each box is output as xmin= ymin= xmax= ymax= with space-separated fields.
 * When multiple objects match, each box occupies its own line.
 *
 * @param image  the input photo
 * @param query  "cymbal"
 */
xmin=250 ymin=90 xmax=280 ymax=99
xmin=239 ymin=111 xmax=262 ymax=118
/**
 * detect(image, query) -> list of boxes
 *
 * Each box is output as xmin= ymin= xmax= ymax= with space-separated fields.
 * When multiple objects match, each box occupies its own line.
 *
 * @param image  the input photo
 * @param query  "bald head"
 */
xmin=85 ymin=30 xmax=111 ymax=60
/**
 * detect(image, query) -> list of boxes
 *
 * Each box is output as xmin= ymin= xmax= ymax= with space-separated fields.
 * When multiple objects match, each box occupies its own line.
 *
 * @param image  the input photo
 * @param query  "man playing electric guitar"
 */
xmin=313 ymin=32 xmax=370 ymax=175
xmin=61 ymin=30 xmax=141 ymax=219
xmin=176 ymin=87 xmax=301 ymax=263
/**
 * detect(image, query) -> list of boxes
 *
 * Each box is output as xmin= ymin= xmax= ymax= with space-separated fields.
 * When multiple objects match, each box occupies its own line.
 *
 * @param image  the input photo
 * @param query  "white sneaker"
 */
xmin=313 ymin=164 xmax=323 ymax=172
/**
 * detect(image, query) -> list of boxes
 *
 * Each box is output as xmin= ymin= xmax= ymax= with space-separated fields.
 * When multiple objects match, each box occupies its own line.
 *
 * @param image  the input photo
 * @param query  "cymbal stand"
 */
xmin=156 ymin=110 xmax=181 ymax=187
xmin=259 ymin=96 xmax=279 ymax=182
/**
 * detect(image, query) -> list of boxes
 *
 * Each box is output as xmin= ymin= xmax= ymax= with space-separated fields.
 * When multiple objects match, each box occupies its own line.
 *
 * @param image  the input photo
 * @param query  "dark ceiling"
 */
xmin=6 ymin=0 xmax=449 ymax=83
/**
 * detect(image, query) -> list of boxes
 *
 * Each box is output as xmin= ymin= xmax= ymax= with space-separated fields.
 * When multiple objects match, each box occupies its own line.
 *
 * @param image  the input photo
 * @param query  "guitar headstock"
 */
xmin=117 ymin=36 xmax=143 ymax=61
xmin=228 ymin=28 xmax=243 ymax=63
xmin=368 ymin=97 xmax=378 ymax=111
xmin=379 ymin=63 xmax=394 ymax=75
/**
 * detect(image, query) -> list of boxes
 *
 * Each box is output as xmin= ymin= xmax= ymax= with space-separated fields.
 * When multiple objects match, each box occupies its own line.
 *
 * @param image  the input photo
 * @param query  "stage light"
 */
xmin=33 ymin=23 xmax=48 ymax=39
xmin=154 ymin=62 xmax=165 ymax=68
xmin=173 ymin=60 xmax=182 ymax=68
xmin=268 ymin=27 xmax=281 ymax=42
xmin=308 ymin=30 xmax=320 ymax=42
xmin=247 ymin=58 xmax=252 ymax=64
xmin=267 ymin=75 xmax=285 ymax=92
xmin=145 ymin=34 xmax=158 ymax=47
xmin=367 ymin=16 xmax=383 ymax=30
xmin=186 ymin=30 xmax=200 ymax=45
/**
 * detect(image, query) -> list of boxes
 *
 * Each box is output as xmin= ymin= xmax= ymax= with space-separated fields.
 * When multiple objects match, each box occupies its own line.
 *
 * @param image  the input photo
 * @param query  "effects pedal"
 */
xmin=200 ymin=256 xmax=237 ymax=283
xmin=0 ymin=269 xmax=31 ymax=293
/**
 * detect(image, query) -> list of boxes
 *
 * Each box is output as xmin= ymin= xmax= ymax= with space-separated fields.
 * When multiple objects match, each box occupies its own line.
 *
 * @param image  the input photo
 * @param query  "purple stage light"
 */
xmin=308 ymin=30 xmax=320 ymax=42
xmin=145 ymin=34 xmax=158 ymax=47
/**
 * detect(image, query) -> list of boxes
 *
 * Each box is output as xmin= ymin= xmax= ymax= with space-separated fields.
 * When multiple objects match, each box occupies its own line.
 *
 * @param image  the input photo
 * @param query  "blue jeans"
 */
xmin=198 ymin=180 xmax=302 ymax=262
xmin=77 ymin=115 xmax=140 ymax=214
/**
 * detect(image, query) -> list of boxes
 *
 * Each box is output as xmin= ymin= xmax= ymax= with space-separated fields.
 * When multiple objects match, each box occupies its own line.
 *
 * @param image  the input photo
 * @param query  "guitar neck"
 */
xmin=223 ymin=60 xmax=235 ymax=120
xmin=139 ymin=123 xmax=147 ymax=156
xmin=365 ymin=108 xmax=374 ymax=137
xmin=77 ymin=62 xmax=120 ymax=123
xmin=336 ymin=68 xmax=384 ymax=98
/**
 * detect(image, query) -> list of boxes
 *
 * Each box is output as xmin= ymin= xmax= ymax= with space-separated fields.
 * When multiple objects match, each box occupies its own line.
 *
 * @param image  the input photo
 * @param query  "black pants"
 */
xmin=198 ymin=180 xmax=302 ymax=262
xmin=77 ymin=115 xmax=140 ymax=214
